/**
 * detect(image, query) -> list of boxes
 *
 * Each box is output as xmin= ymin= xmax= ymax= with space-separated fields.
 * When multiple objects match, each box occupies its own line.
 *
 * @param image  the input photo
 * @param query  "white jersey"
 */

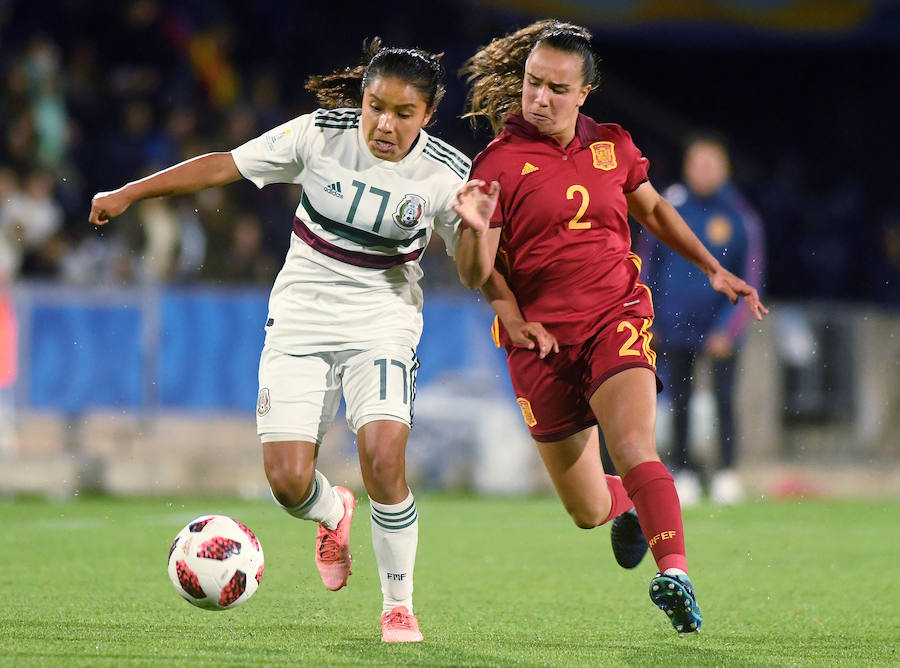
xmin=232 ymin=108 xmax=470 ymax=355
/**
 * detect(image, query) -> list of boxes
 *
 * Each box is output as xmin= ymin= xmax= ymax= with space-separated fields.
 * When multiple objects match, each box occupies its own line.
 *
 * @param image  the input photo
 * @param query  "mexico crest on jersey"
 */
xmin=393 ymin=194 xmax=426 ymax=230
xmin=257 ymin=388 xmax=271 ymax=416
xmin=590 ymin=141 xmax=617 ymax=171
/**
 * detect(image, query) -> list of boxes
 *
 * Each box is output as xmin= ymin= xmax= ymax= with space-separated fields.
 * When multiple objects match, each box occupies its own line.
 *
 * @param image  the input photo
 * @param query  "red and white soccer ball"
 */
xmin=167 ymin=514 xmax=264 ymax=610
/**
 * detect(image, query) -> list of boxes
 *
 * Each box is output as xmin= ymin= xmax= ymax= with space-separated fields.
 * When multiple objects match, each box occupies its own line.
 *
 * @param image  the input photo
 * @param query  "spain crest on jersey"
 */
xmin=590 ymin=141 xmax=617 ymax=171
xmin=706 ymin=214 xmax=733 ymax=245
xmin=393 ymin=194 xmax=426 ymax=230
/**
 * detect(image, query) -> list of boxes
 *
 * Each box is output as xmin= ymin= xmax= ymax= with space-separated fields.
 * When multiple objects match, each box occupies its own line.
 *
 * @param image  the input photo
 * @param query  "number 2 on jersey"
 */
xmin=566 ymin=184 xmax=591 ymax=230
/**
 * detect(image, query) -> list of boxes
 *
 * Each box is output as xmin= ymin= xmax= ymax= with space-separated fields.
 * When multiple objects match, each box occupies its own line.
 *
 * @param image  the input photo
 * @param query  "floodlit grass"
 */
xmin=1 ymin=493 xmax=898 ymax=666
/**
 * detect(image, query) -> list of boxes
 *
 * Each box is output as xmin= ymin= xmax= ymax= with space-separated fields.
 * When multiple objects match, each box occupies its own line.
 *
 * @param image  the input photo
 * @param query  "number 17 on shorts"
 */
xmin=257 ymin=346 xmax=420 ymax=443
xmin=343 ymin=346 xmax=421 ymax=431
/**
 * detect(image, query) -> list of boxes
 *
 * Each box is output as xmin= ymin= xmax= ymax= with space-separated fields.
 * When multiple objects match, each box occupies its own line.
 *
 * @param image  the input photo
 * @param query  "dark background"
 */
xmin=1 ymin=0 xmax=898 ymax=305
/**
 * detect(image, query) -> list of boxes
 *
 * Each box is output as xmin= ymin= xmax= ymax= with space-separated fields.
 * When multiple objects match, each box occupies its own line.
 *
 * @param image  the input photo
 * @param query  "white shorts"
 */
xmin=256 ymin=344 xmax=419 ymax=444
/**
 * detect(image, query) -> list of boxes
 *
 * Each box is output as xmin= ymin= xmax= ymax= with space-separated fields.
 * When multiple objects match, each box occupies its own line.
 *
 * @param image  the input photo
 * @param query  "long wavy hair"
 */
xmin=459 ymin=20 xmax=599 ymax=136
xmin=305 ymin=37 xmax=446 ymax=115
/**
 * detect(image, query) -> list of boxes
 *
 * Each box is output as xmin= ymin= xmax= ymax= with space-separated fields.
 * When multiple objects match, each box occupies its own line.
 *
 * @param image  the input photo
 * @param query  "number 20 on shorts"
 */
xmin=617 ymin=318 xmax=656 ymax=366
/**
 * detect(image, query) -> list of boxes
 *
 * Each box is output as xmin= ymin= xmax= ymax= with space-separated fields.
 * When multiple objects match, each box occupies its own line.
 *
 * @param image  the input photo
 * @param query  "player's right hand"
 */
xmin=89 ymin=189 xmax=131 ymax=226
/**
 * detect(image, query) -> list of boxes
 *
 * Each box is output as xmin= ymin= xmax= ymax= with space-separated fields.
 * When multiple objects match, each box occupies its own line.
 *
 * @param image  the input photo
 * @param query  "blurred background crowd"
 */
xmin=1 ymin=0 xmax=898 ymax=302
xmin=0 ymin=0 xmax=897 ymax=497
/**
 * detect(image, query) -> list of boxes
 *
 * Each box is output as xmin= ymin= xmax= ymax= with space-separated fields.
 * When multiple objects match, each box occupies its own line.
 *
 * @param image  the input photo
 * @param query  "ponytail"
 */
xmin=460 ymin=20 xmax=596 ymax=136
xmin=305 ymin=38 xmax=382 ymax=109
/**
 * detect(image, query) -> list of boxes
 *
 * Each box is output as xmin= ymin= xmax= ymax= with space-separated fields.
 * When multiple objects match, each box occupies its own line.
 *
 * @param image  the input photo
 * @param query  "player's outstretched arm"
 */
xmin=453 ymin=179 xmax=501 ymax=289
xmin=89 ymin=152 xmax=243 ymax=226
xmin=626 ymin=181 xmax=768 ymax=320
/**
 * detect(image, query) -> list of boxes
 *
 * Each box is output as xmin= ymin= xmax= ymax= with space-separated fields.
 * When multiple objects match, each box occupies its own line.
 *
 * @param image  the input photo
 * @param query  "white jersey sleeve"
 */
xmin=431 ymin=186 xmax=462 ymax=257
xmin=424 ymin=137 xmax=469 ymax=257
xmin=231 ymin=113 xmax=316 ymax=188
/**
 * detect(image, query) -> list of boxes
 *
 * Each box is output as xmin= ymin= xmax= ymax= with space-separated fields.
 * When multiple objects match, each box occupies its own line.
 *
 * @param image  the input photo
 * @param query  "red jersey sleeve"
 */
xmin=471 ymin=143 xmax=506 ymax=228
xmin=614 ymin=126 xmax=650 ymax=193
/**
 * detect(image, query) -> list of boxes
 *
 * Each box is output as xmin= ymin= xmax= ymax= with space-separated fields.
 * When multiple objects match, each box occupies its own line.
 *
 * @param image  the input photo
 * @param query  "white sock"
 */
xmin=274 ymin=469 xmax=344 ymax=529
xmin=664 ymin=567 xmax=687 ymax=577
xmin=370 ymin=490 xmax=418 ymax=615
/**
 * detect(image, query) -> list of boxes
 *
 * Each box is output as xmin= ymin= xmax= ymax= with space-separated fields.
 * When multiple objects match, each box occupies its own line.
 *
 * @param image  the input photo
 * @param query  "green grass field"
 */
xmin=2 ymin=493 xmax=898 ymax=666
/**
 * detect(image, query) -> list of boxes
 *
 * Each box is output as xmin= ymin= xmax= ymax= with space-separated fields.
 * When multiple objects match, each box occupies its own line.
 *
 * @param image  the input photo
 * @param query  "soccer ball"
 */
xmin=167 ymin=514 xmax=264 ymax=610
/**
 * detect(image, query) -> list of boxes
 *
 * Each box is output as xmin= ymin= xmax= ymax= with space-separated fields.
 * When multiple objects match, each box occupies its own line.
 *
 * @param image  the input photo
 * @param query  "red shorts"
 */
xmin=505 ymin=315 xmax=661 ymax=442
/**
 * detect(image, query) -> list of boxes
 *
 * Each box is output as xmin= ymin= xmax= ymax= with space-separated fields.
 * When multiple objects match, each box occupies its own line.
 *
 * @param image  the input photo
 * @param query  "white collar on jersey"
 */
xmin=356 ymin=122 xmax=430 ymax=168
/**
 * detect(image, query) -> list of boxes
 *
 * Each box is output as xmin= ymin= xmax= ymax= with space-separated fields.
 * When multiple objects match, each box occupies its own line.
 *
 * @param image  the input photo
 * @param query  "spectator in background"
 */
xmin=0 ymin=168 xmax=24 ymax=279
xmin=23 ymin=34 xmax=69 ymax=170
xmin=219 ymin=212 xmax=278 ymax=284
xmin=0 ymin=276 xmax=15 ymax=455
xmin=0 ymin=168 xmax=65 ymax=278
xmin=0 ymin=169 xmax=19 ymax=454
xmin=878 ymin=211 xmax=900 ymax=307
xmin=639 ymin=134 xmax=765 ymax=505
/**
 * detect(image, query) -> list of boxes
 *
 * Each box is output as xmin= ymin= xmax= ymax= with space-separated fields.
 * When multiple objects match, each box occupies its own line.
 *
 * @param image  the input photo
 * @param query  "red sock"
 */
xmin=623 ymin=461 xmax=688 ymax=573
xmin=601 ymin=474 xmax=634 ymax=525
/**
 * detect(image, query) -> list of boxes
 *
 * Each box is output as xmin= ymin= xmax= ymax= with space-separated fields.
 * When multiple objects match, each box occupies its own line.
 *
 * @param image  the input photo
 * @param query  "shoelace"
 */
xmin=317 ymin=529 xmax=343 ymax=562
xmin=384 ymin=610 xmax=413 ymax=629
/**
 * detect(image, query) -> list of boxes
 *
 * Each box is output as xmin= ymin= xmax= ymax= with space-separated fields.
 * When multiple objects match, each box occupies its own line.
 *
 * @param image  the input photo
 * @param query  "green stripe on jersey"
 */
xmin=315 ymin=109 xmax=359 ymax=119
xmin=314 ymin=110 xmax=360 ymax=129
xmin=426 ymin=138 xmax=471 ymax=173
xmin=423 ymin=146 xmax=468 ymax=179
xmin=301 ymin=192 xmax=426 ymax=249
xmin=314 ymin=121 xmax=359 ymax=130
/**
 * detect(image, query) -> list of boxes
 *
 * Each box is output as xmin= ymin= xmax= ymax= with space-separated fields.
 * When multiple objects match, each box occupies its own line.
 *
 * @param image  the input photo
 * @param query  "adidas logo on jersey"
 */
xmin=323 ymin=182 xmax=343 ymax=198
xmin=521 ymin=162 xmax=539 ymax=175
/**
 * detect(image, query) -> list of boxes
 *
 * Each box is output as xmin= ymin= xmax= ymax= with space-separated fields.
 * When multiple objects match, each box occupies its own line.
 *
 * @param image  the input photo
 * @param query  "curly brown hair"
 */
xmin=306 ymin=37 xmax=446 ymax=113
xmin=459 ymin=19 xmax=598 ymax=136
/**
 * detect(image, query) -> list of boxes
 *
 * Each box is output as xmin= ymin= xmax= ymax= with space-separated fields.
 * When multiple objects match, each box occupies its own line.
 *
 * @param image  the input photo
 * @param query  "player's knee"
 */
xmin=607 ymin=432 xmax=657 ymax=471
xmin=566 ymin=503 xmax=611 ymax=529
xmin=362 ymin=451 xmax=407 ymax=501
xmin=368 ymin=452 xmax=404 ymax=487
xmin=265 ymin=460 xmax=313 ymax=508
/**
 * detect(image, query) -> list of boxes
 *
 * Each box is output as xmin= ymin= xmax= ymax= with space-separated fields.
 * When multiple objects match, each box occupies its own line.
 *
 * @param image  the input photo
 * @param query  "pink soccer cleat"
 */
xmin=314 ymin=486 xmax=356 ymax=591
xmin=381 ymin=606 xmax=424 ymax=643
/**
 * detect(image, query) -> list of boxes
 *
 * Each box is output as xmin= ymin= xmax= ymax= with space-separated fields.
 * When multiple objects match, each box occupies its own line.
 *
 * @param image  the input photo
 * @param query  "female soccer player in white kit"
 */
xmin=89 ymin=40 xmax=470 ymax=642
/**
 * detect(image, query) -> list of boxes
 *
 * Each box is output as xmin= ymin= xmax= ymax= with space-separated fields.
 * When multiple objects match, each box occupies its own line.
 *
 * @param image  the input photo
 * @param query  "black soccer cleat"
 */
xmin=610 ymin=508 xmax=648 ymax=569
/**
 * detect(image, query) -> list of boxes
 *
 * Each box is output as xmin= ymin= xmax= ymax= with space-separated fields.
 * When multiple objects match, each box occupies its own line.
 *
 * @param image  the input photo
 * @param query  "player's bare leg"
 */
xmin=536 ymin=427 xmax=647 ymax=567
xmin=357 ymin=419 xmax=423 ymax=642
xmin=590 ymin=367 xmax=702 ymax=633
xmin=537 ymin=427 xmax=618 ymax=526
xmin=262 ymin=441 xmax=355 ymax=591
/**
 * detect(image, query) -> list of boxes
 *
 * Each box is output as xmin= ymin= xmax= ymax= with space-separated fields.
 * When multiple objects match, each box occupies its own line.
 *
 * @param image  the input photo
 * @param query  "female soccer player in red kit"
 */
xmin=453 ymin=20 xmax=767 ymax=634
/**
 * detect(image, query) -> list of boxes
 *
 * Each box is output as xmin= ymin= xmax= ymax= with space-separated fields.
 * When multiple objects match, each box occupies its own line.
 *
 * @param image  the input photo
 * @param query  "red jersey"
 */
xmin=472 ymin=113 xmax=654 ymax=345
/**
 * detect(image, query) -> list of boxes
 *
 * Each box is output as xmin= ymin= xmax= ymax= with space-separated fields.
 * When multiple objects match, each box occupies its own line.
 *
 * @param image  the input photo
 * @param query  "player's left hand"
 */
xmin=507 ymin=320 xmax=559 ymax=359
xmin=709 ymin=269 xmax=768 ymax=321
